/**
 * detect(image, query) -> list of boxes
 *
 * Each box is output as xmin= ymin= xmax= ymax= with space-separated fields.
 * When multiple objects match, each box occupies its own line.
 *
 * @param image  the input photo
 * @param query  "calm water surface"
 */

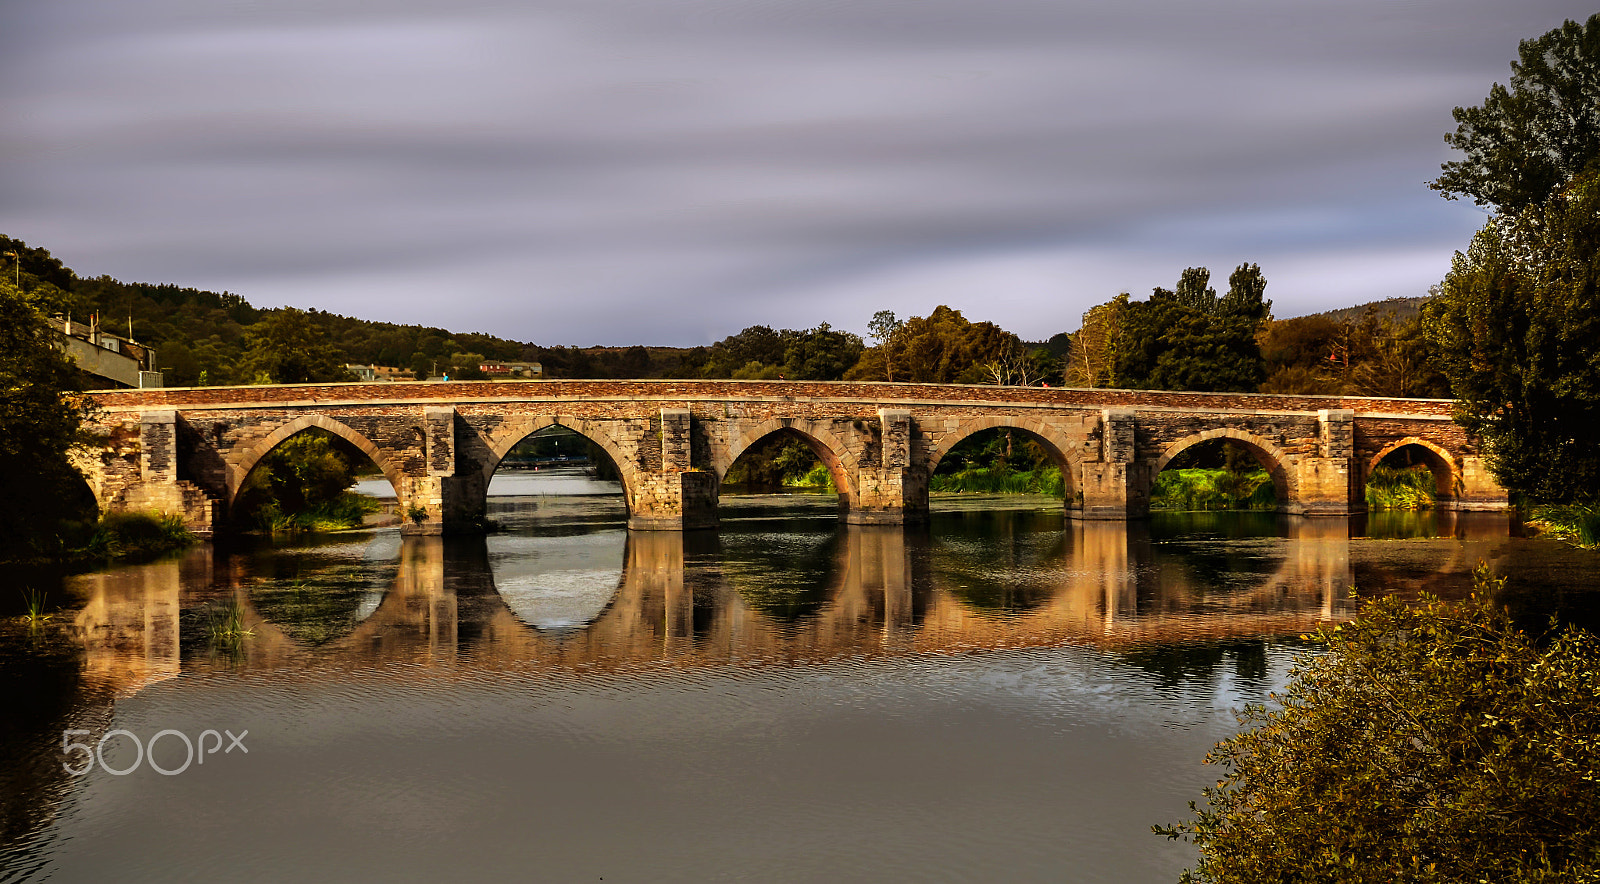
xmin=3 ymin=469 xmax=1598 ymax=883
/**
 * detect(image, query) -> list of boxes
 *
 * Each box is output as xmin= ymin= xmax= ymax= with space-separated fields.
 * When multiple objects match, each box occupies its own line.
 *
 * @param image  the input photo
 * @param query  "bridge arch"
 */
xmin=1365 ymin=436 xmax=1460 ymax=504
xmin=227 ymin=414 xmax=403 ymax=506
xmin=1152 ymin=428 xmax=1294 ymax=509
xmin=718 ymin=418 xmax=859 ymax=499
xmin=481 ymin=416 xmax=638 ymax=512
xmin=924 ymin=416 xmax=1081 ymax=493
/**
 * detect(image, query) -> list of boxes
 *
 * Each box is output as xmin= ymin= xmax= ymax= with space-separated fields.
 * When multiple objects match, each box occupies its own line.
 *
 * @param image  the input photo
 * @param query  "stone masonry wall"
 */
xmin=80 ymin=379 xmax=1502 ymax=530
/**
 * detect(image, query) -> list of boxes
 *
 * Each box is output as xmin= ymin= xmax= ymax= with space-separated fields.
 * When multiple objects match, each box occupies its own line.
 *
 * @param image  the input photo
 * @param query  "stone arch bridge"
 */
xmin=77 ymin=380 xmax=1507 ymax=538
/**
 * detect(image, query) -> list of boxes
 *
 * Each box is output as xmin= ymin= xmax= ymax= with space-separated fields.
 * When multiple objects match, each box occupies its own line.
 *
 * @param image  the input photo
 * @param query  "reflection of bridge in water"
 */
xmin=68 ymin=514 xmax=1512 ymax=689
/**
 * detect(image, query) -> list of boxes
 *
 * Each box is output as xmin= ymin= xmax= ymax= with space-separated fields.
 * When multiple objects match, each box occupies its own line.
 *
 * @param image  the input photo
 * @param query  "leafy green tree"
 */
xmin=1425 ymin=170 xmax=1600 ymax=503
xmin=845 ymin=305 xmax=1025 ymax=384
xmin=1431 ymin=14 xmax=1600 ymax=214
xmin=237 ymin=308 xmax=355 ymax=384
xmin=1063 ymin=294 xmax=1128 ymax=388
xmin=234 ymin=430 xmax=374 ymax=529
xmin=1116 ymin=265 xmax=1271 ymax=392
xmin=0 ymin=282 xmax=96 ymax=557
xmin=1159 ymin=572 xmax=1600 ymax=883
xmin=700 ymin=325 xmax=787 ymax=378
xmin=780 ymin=322 xmax=864 ymax=380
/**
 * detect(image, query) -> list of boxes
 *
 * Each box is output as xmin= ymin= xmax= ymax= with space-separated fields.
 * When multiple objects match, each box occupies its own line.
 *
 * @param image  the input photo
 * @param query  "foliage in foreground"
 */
xmin=0 ymin=280 xmax=95 ymax=561
xmin=1525 ymin=504 xmax=1600 ymax=549
xmin=1158 ymin=570 xmax=1600 ymax=883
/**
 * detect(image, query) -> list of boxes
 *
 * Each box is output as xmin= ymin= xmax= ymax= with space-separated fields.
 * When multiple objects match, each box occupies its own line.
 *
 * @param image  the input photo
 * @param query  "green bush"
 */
xmin=1158 ymin=568 xmax=1600 ymax=883
xmin=786 ymin=462 xmax=837 ymax=491
xmin=928 ymin=465 xmax=1064 ymax=497
xmin=1366 ymin=464 xmax=1437 ymax=510
xmin=1151 ymin=468 xmax=1274 ymax=511
xmin=79 ymin=511 xmax=194 ymax=560
xmin=1527 ymin=504 xmax=1600 ymax=548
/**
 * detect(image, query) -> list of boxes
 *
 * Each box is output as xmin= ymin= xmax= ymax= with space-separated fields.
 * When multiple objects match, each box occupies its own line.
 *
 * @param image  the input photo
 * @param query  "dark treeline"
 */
xmin=4 ymin=231 xmax=1454 ymax=398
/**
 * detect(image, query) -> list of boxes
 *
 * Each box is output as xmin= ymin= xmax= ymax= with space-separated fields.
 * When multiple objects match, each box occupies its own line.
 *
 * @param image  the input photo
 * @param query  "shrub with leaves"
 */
xmin=1158 ymin=567 xmax=1600 ymax=883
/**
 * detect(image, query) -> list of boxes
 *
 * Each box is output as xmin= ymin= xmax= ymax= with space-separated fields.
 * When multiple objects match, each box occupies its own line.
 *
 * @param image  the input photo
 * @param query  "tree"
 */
xmin=845 ymin=306 xmax=1026 ymax=384
xmin=233 ymin=429 xmax=374 ymax=530
xmin=1116 ymin=265 xmax=1271 ymax=392
xmin=237 ymin=308 xmax=355 ymax=384
xmin=1425 ymin=170 xmax=1600 ymax=503
xmin=1431 ymin=14 xmax=1600 ymax=214
xmin=1159 ymin=570 xmax=1600 ymax=883
xmin=1063 ymin=294 xmax=1128 ymax=388
xmin=0 ymin=282 xmax=95 ymax=557
xmin=779 ymin=323 xmax=864 ymax=380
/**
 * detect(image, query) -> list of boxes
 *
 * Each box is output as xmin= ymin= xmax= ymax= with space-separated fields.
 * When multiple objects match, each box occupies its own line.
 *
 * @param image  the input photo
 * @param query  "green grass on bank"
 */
xmin=254 ymin=491 xmax=380 ymax=534
xmin=1526 ymin=504 xmax=1600 ymax=549
xmin=75 ymin=511 xmax=195 ymax=562
xmin=1151 ymin=468 xmax=1276 ymax=511
xmin=1366 ymin=464 xmax=1437 ymax=511
xmin=929 ymin=465 xmax=1065 ymax=497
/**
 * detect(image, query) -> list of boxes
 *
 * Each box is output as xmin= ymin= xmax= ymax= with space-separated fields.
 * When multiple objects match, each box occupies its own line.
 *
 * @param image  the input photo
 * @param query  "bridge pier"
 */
xmin=1286 ymin=409 xmax=1363 ymax=516
xmin=848 ymin=409 xmax=927 ymax=525
xmin=628 ymin=408 xmax=719 ymax=530
xmin=1074 ymin=408 xmax=1151 ymax=520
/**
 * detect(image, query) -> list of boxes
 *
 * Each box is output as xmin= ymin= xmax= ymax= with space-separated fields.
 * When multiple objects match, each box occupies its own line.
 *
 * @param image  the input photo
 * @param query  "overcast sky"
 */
xmin=2 ymin=1 xmax=1592 ymax=346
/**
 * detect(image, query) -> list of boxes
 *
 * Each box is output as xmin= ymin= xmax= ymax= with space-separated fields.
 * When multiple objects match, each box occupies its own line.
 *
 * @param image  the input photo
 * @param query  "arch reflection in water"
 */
xmin=231 ymin=533 xmax=400 ymax=648
xmin=62 ymin=517 xmax=1382 ymax=684
xmin=486 ymin=530 xmax=626 ymax=630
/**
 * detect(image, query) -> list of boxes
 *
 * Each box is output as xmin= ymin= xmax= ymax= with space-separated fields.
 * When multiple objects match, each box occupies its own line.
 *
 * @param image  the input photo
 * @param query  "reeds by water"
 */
xmin=1365 ymin=465 xmax=1437 ymax=511
xmin=929 ymin=466 xmax=1066 ymax=497
xmin=1150 ymin=468 xmax=1275 ymax=511
xmin=1526 ymin=504 xmax=1600 ymax=548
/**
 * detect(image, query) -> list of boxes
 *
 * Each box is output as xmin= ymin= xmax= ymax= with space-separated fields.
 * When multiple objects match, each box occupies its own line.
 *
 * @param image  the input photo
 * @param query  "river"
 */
xmin=1 ymin=467 xmax=1596 ymax=883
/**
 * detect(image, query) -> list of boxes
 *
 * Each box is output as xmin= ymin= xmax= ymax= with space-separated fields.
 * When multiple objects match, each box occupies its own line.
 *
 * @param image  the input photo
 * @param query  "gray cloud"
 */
xmin=1 ymin=0 xmax=1586 ymax=344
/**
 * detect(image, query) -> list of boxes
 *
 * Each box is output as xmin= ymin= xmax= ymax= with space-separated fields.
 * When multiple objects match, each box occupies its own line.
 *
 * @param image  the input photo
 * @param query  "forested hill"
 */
xmin=7 ymin=232 xmax=1442 ymax=396
xmin=2 ymin=234 xmax=700 ymax=384
xmin=1305 ymin=296 xmax=1431 ymax=324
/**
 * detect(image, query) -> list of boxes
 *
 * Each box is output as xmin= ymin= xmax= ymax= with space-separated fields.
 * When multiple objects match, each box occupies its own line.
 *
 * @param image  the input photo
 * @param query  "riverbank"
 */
xmin=1 ymin=510 xmax=196 ymax=570
xmin=1524 ymin=505 xmax=1600 ymax=549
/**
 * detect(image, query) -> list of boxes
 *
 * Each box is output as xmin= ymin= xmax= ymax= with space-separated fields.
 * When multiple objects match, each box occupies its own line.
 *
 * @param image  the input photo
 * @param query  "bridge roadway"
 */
xmin=77 ymin=379 xmax=1507 ymax=538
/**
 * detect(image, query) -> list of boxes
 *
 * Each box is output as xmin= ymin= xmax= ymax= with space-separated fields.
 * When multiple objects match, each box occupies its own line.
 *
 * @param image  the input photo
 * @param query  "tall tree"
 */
xmin=1115 ymin=264 xmax=1271 ymax=393
xmin=844 ymin=306 xmax=1026 ymax=384
xmin=1431 ymin=14 xmax=1600 ymax=214
xmin=237 ymin=308 xmax=355 ymax=384
xmin=1425 ymin=170 xmax=1600 ymax=503
xmin=0 ymin=282 xmax=95 ymax=557
xmin=1063 ymin=294 xmax=1127 ymax=388
xmin=780 ymin=323 xmax=864 ymax=380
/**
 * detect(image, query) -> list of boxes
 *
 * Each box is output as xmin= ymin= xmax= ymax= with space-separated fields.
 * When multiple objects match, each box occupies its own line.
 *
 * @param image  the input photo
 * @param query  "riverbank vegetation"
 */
xmin=722 ymin=435 xmax=836 ymax=491
xmin=234 ymin=430 xmax=380 ymax=533
xmin=1364 ymin=464 xmax=1436 ymax=511
xmin=1524 ymin=505 xmax=1600 ymax=550
xmin=930 ymin=429 xmax=1066 ymax=498
xmin=1150 ymin=440 xmax=1276 ymax=512
xmin=1159 ymin=568 xmax=1600 ymax=882
xmin=76 ymin=512 xmax=195 ymax=561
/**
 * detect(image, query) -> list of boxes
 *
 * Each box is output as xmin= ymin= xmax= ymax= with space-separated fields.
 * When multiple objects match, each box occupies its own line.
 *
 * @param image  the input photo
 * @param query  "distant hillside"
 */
xmin=1296 ymin=295 xmax=1433 ymax=324
xmin=1 ymin=234 xmax=701 ymax=384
